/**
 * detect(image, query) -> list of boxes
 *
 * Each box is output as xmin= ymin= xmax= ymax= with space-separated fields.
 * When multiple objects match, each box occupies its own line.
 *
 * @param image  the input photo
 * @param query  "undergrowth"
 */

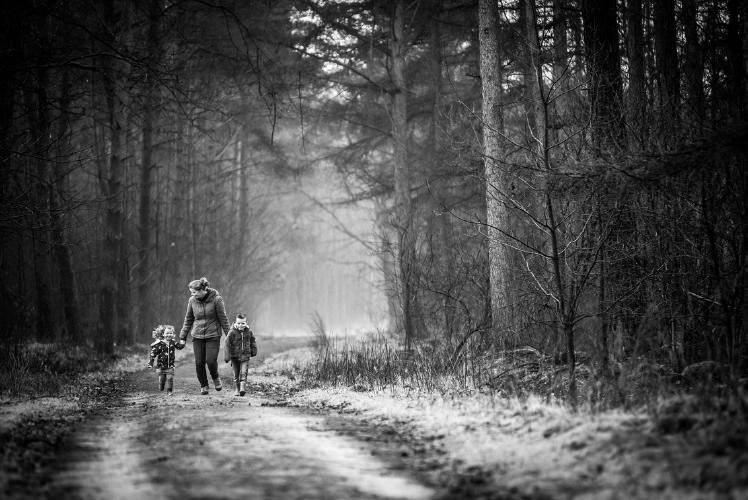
xmin=300 ymin=320 xmax=748 ymax=415
xmin=0 ymin=342 xmax=143 ymax=399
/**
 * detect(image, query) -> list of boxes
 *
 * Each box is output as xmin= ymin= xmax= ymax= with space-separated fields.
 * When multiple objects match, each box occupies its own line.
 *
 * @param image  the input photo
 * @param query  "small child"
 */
xmin=148 ymin=324 xmax=181 ymax=394
xmin=223 ymin=313 xmax=257 ymax=396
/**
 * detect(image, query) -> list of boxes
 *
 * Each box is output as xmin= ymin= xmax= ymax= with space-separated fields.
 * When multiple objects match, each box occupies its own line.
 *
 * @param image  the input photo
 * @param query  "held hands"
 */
xmin=176 ymin=339 xmax=186 ymax=350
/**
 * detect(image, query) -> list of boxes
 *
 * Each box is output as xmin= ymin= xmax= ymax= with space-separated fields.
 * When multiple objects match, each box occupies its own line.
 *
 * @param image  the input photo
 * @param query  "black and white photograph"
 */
xmin=1 ymin=0 xmax=747 ymax=498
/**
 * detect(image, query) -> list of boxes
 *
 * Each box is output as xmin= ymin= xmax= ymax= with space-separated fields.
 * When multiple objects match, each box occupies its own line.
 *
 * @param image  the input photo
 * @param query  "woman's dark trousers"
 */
xmin=192 ymin=337 xmax=220 ymax=388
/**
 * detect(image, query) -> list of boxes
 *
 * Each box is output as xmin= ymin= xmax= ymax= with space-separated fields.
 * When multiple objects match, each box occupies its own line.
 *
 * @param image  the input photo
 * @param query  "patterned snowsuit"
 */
xmin=149 ymin=339 xmax=178 ymax=392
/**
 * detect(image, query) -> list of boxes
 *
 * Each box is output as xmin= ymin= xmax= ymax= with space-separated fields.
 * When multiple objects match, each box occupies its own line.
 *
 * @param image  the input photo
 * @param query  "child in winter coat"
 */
xmin=148 ymin=324 xmax=181 ymax=394
xmin=223 ymin=313 xmax=257 ymax=396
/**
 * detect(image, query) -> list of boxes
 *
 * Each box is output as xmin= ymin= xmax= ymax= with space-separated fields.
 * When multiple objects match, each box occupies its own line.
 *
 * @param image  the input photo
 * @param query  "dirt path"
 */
xmin=44 ymin=347 xmax=436 ymax=500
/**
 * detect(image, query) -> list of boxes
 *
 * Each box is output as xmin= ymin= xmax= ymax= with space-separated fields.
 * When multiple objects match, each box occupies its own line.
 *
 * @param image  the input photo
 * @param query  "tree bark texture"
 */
xmin=479 ymin=0 xmax=510 ymax=343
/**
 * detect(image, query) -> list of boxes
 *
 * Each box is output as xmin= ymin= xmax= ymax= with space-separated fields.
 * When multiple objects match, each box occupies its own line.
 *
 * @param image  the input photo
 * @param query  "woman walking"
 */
xmin=178 ymin=277 xmax=231 ymax=395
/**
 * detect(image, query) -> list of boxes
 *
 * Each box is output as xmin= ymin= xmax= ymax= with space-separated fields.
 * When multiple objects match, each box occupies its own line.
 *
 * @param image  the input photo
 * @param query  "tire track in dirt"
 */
xmin=46 ymin=347 xmax=435 ymax=500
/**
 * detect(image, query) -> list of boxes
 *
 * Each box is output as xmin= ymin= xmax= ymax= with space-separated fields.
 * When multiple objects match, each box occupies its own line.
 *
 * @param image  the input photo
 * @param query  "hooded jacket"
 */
xmin=179 ymin=288 xmax=230 ymax=341
xmin=224 ymin=322 xmax=257 ymax=362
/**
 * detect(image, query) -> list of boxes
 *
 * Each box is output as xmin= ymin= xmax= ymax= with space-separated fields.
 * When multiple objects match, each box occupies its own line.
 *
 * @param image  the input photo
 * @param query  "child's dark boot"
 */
xmin=166 ymin=378 xmax=173 ymax=395
xmin=239 ymin=381 xmax=246 ymax=396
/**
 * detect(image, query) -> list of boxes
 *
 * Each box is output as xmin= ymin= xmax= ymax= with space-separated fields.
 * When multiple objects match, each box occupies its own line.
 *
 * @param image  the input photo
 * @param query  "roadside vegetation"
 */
xmin=294 ymin=320 xmax=748 ymax=499
xmin=304 ymin=314 xmax=746 ymax=413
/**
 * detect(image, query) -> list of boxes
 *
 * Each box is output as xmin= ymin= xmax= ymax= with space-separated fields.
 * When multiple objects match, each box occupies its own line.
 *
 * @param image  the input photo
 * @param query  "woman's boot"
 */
xmin=234 ymin=381 xmax=240 ymax=397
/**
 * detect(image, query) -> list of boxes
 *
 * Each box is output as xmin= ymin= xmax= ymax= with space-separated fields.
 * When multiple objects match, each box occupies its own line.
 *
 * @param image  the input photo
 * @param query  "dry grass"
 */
xmin=0 ymin=343 xmax=136 ymax=400
xmin=299 ymin=326 xmax=748 ymax=417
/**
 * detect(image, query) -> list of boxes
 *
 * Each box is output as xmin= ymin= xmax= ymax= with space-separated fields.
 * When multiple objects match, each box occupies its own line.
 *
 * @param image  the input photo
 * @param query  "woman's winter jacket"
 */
xmin=179 ymin=288 xmax=230 ymax=341
xmin=224 ymin=323 xmax=257 ymax=362
xmin=149 ymin=339 xmax=177 ymax=369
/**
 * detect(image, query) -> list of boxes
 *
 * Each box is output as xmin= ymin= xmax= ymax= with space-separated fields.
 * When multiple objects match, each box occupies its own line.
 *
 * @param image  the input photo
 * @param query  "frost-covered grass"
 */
xmin=281 ymin=329 xmax=748 ymax=499
xmin=302 ymin=330 xmax=479 ymax=394
xmin=283 ymin=380 xmax=748 ymax=499
xmin=299 ymin=328 xmax=748 ymax=416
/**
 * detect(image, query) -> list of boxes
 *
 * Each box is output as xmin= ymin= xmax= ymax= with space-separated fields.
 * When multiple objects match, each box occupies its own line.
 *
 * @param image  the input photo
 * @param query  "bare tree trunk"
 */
xmin=169 ymin=118 xmax=189 ymax=315
xmin=427 ymin=2 xmax=456 ymax=341
xmin=137 ymin=0 xmax=160 ymax=341
xmin=626 ymin=0 xmax=647 ymax=147
xmin=189 ymin=123 xmax=199 ymax=276
xmin=581 ymin=0 xmax=624 ymax=151
xmin=98 ymin=0 xmax=124 ymax=355
xmin=520 ymin=0 xmax=540 ymax=139
xmin=526 ymin=0 xmax=577 ymax=406
xmin=727 ymin=0 xmax=745 ymax=115
xmin=654 ymin=0 xmax=680 ymax=138
xmin=239 ymin=130 xmax=249 ymax=252
xmin=390 ymin=0 xmax=416 ymax=349
xmin=682 ymin=0 xmax=704 ymax=127
xmin=24 ymin=14 xmax=54 ymax=341
xmin=550 ymin=0 xmax=569 ymax=145
xmin=743 ymin=0 xmax=748 ymax=110
xmin=479 ymin=0 xmax=509 ymax=345
xmin=52 ymin=64 xmax=83 ymax=343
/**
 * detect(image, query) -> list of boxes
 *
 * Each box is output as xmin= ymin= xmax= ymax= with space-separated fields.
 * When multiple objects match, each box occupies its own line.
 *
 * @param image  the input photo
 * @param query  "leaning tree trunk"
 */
xmin=478 ymin=0 xmax=510 ymax=345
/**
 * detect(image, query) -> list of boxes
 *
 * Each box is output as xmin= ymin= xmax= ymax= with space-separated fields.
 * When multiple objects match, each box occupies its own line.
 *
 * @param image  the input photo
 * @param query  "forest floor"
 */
xmin=1 ymin=340 xmax=747 ymax=499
